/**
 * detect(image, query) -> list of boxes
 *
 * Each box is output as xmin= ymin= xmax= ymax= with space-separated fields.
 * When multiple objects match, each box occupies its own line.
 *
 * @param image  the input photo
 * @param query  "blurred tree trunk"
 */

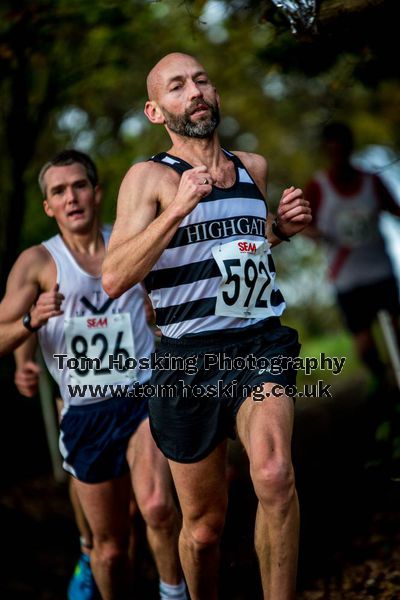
xmin=0 ymin=7 xmax=54 ymax=296
xmin=0 ymin=12 xmax=30 ymax=296
xmin=1 ymin=45 xmax=29 ymax=295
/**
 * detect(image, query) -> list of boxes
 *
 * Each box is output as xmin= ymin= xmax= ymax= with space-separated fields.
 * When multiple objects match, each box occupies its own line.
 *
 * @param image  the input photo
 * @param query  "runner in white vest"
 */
xmin=0 ymin=150 xmax=187 ymax=600
xmin=305 ymin=122 xmax=400 ymax=380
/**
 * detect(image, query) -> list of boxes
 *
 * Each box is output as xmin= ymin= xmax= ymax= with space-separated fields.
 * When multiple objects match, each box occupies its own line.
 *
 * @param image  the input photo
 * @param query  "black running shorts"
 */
xmin=149 ymin=317 xmax=300 ymax=463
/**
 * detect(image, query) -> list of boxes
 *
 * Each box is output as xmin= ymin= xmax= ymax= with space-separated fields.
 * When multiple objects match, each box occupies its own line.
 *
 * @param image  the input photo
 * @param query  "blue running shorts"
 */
xmin=60 ymin=395 xmax=148 ymax=483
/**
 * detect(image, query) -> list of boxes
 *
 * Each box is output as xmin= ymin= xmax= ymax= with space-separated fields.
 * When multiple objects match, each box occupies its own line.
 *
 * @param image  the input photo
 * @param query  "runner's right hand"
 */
xmin=15 ymin=360 xmax=41 ymax=397
xmin=30 ymin=283 xmax=64 ymax=329
xmin=173 ymin=166 xmax=212 ymax=217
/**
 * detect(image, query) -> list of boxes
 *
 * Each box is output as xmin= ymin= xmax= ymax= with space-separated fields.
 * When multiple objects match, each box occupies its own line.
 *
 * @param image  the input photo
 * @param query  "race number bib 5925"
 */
xmin=64 ymin=313 xmax=135 ymax=385
xmin=212 ymin=239 xmax=276 ymax=319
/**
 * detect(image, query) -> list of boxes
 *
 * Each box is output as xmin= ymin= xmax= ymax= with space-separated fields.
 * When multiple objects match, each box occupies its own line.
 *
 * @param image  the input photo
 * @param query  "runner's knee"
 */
xmin=140 ymin=491 xmax=176 ymax=529
xmin=250 ymin=458 xmax=295 ymax=509
xmin=93 ymin=537 xmax=128 ymax=568
xmin=183 ymin=515 xmax=225 ymax=550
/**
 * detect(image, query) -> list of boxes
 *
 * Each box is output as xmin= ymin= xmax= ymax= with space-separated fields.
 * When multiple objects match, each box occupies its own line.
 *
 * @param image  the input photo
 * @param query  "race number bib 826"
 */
xmin=64 ymin=313 xmax=135 ymax=385
xmin=212 ymin=239 xmax=276 ymax=318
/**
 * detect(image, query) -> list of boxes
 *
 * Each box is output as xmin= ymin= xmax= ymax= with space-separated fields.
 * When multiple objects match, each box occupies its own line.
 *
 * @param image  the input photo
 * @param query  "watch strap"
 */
xmin=272 ymin=218 xmax=291 ymax=242
xmin=22 ymin=312 xmax=41 ymax=332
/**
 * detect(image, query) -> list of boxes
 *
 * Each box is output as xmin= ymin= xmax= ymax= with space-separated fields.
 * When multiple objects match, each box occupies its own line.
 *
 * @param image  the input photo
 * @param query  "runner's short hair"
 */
xmin=38 ymin=149 xmax=98 ymax=197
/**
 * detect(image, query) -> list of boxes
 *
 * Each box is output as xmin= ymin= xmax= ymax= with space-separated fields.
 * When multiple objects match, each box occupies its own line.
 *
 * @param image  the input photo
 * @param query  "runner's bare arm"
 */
xmin=0 ymin=247 xmax=63 ymax=356
xmin=237 ymin=151 xmax=312 ymax=245
xmin=14 ymin=335 xmax=41 ymax=398
xmin=102 ymin=161 xmax=212 ymax=297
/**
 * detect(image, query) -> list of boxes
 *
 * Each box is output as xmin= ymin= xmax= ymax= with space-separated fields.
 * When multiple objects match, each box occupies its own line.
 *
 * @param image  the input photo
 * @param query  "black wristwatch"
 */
xmin=271 ymin=218 xmax=291 ymax=242
xmin=22 ymin=312 xmax=41 ymax=333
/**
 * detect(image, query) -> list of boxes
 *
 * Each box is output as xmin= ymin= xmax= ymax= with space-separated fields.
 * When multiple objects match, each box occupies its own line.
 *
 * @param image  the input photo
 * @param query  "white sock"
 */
xmin=159 ymin=578 xmax=188 ymax=600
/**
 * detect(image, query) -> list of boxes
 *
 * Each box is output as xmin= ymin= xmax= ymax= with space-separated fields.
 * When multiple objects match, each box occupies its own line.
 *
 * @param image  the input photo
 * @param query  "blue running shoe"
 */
xmin=67 ymin=553 xmax=99 ymax=600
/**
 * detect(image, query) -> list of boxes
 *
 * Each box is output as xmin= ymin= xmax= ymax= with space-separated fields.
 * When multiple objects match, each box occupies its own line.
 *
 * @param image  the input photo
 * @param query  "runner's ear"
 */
xmin=94 ymin=184 xmax=102 ymax=206
xmin=144 ymin=100 xmax=165 ymax=125
xmin=43 ymin=199 xmax=54 ymax=218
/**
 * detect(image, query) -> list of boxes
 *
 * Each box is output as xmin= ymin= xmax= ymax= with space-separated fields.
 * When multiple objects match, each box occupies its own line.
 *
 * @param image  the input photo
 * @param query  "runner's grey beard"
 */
xmin=162 ymin=103 xmax=220 ymax=138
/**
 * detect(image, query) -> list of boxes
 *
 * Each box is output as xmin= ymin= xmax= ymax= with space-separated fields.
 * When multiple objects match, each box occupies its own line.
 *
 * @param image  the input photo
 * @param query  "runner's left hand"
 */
xmin=275 ymin=187 xmax=312 ymax=238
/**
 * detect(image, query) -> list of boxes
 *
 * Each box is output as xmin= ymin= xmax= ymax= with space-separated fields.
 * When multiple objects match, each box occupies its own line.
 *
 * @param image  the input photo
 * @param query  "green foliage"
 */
xmin=294 ymin=329 xmax=365 ymax=389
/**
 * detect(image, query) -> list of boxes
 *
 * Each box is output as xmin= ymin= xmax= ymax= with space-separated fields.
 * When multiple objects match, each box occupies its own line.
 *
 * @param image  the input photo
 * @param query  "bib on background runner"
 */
xmin=64 ymin=312 xmax=136 ymax=385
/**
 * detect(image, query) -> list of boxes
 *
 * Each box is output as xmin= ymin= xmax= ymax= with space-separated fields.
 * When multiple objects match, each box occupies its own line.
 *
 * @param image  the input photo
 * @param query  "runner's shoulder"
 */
xmin=15 ymin=244 xmax=51 ymax=274
xmin=232 ymin=151 xmax=268 ymax=194
xmin=5 ymin=244 xmax=51 ymax=290
xmin=119 ymin=159 xmax=176 ymax=202
xmin=122 ymin=158 xmax=177 ymax=184
xmin=232 ymin=151 xmax=268 ymax=178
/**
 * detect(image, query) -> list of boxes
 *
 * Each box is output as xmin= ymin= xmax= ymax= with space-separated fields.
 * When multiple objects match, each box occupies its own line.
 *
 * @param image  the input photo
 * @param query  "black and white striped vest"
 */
xmin=145 ymin=150 xmax=285 ymax=338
